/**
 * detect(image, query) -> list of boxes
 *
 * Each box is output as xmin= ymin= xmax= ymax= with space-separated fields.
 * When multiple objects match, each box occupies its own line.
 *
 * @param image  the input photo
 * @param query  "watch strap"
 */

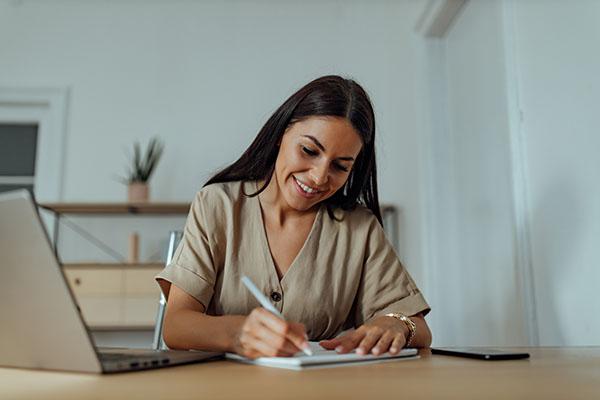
xmin=385 ymin=312 xmax=416 ymax=347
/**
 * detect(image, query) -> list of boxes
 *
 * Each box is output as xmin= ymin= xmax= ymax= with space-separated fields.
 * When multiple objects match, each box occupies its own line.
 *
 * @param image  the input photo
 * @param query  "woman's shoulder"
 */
xmin=194 ymin=180 xmax=254 ymax=205
xmin=196 ymin=181 xmax=251 ymax=200
xmin=192 ymin=181 xmax=253 ymax=216
xmin=189 ymin=180 xmax=254 ymax=229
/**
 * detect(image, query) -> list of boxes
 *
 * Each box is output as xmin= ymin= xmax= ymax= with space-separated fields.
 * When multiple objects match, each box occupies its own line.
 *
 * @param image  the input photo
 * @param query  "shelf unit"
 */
xmin=38 ymin=202 xmax=190 ymax=330
xmin=38 ymin=202 xmax=191 ymax=255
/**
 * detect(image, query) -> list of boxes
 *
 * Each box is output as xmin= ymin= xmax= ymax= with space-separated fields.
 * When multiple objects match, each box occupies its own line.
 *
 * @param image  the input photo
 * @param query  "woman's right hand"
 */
xmin=233 ymin=307 xmax=310 ymax=359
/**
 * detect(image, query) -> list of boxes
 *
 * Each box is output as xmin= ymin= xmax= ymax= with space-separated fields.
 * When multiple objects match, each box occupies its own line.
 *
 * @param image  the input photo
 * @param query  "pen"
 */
xmin=241 ymin=275 xmax=313 ymax=356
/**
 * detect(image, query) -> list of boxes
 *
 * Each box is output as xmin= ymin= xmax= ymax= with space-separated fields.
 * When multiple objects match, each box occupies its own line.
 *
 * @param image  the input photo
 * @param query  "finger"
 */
xmin=334 ymin=330 xmax=365 ymax=354
xmin=389 ymin=334 xmax=407 ymax=355
xmin=371 ymin=331 xmax=394 ymax=355
xmin=250 ymin=334 xmax=285 ymax=358
xmin=252 ymin=309 xmax=308 ymax=353
xmin=254 ymin=308 xmax=289 ymax=334
xmin=357 ymin=327 xmax=384 ymax=355
xmin=286 ymin=321 xmax=311 ymax=353
xmin=241 ymin=312 xmax=297 ymax=358
xmin=255 ymin=309 xmax=307 ymax=347
xmin=255 ymin=321 xmax=301 ymax=356
xmin=238 ymin=329 xmax=272 ymax=359
xmin=319 ymin=337 xmax=341 ymax=350
xmin=243 ymin=326 xmax=298 ymax=358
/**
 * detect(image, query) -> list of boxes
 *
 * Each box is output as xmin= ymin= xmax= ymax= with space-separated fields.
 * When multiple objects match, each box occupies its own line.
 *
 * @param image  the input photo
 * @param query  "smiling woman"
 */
xmin=155 ymin=76 xmax=432 ymax=359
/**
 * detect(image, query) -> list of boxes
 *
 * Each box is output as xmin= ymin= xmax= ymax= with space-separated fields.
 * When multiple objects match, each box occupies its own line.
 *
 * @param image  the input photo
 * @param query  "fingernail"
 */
xmin=390 ymin=347 xmax=397 ymax=353
xmin=335 ymin=346 xmax=343 ymax=353
xmin=357 ymin=348 xmax=366 ymax=355
xmin=302 ymin=343 xmax=313 ymax=356
xmin=372 ymin=348 xmax=380 ymax=355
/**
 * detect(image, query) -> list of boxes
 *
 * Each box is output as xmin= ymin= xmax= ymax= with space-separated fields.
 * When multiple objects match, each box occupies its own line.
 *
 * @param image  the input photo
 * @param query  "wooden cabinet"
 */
xmin=63 ymin=263 xmax=163 ymax=329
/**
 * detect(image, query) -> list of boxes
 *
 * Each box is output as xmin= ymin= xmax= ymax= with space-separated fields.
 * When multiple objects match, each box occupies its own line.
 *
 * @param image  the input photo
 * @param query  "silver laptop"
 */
xmin=0 ymin=190 xmax=222 ymax=373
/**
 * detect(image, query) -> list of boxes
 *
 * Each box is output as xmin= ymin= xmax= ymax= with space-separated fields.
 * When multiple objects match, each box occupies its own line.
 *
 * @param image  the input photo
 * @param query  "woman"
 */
xmin=156 ymin=75 xmax=431 ymax=359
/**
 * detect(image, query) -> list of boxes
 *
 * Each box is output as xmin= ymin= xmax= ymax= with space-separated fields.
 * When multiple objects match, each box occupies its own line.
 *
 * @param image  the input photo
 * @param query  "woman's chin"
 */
xmin=283 ymin=192 xmax=317 ymax=212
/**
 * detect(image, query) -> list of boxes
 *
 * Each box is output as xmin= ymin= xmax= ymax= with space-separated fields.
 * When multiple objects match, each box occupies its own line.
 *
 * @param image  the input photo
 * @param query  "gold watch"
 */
xmin=385 ymin=313 xmax=416 ymax=347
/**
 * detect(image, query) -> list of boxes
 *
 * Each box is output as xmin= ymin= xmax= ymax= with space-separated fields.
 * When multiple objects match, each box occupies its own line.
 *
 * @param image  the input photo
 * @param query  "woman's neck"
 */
xmin=258 ymin=177 xmax=318 ymax=227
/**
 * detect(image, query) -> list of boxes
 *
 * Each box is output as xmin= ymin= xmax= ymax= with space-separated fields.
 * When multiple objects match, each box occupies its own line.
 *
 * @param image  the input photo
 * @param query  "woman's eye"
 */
xmin=302 ymin=146 xmax=318 ymax=156
xmin=334 ymin=163 xmax=349 ymax=172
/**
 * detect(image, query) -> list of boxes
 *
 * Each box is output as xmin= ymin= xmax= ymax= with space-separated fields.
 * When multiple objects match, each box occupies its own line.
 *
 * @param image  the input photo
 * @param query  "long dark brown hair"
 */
xmin=205 ymin=75 xmax=382 ymax=225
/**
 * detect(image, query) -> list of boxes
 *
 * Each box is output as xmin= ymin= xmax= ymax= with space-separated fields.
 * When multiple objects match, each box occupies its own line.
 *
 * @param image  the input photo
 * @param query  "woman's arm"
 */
xmin=320 ymin=313 xmax=431 ymax=355
xmin=162 ymin=284 xmax=309 ymax=358
xmin=405 ymin=313 xmax=432 ymax=348
xmin=162 ymin=284 xmax=243 ymax=352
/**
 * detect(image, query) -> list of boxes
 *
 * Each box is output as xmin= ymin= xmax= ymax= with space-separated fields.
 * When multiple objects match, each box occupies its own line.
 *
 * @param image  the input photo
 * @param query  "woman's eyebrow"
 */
xmin=302 ymin=135 xmax=355 ymax=161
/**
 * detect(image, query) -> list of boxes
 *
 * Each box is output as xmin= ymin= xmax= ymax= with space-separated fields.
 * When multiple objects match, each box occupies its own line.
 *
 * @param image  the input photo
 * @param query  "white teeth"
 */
xmin=295 ymin=177 xmax=317 ymax=194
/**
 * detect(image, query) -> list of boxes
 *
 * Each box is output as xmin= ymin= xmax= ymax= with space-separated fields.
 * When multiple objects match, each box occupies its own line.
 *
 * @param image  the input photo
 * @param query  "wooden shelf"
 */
xmin=39 ymin=202 xmax=394 ymax=215
xmin=38 ymin=202 xmax=190 ymax=215
xmin=62 ymin=262 xmax=164 ymax=269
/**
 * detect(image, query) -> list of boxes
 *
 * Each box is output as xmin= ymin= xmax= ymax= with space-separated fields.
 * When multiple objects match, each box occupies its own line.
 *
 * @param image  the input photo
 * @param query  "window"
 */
xmin=0 ymin=123 xmax=39 ymax=195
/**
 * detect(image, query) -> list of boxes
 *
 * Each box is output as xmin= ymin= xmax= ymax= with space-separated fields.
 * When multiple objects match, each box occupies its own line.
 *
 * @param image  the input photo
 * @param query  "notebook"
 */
xmin=226 ymin=342 xmax=419 ymax=370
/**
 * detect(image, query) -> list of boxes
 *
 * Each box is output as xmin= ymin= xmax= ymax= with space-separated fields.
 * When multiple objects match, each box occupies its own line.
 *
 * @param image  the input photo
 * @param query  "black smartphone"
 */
xmin=431 ymin=347 xmax=530 ymax=360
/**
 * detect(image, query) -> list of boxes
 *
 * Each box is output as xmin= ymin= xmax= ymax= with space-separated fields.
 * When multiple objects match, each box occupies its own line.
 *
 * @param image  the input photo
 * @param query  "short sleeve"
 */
xmin=155 ymin=190 xmax=220 ymax=309
xmin=354 ymin=216 xmax=430 ymax=325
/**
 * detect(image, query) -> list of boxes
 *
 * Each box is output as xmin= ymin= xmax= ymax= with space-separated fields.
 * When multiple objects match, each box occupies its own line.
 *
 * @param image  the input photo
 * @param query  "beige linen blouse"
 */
xmin=155 ymin=180 xmax=429 ymax=341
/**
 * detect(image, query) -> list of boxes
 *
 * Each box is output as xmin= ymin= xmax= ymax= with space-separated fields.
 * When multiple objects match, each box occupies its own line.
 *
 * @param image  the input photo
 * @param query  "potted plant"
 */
xmin=122 ymin=137 xmax=164 ymax=202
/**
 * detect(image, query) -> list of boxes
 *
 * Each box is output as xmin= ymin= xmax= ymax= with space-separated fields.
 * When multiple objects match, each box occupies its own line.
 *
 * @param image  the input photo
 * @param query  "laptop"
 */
xmin=0 ymin=189 xmax=223 ymax=373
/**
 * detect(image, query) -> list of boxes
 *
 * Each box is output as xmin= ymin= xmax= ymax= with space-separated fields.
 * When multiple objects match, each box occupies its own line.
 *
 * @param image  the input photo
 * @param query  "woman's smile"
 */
xmin=292 ymin=175 xmax=323 ymax=198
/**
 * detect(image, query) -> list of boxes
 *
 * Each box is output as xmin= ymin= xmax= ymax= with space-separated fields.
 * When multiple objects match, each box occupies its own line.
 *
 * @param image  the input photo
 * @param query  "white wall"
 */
xmin=0 ymin=1 xmax=430 ymax=285
xmin=511 ymin=0 xmax=600 ymax=346
xmin=425 ymin=0 xmax=600 ymax=346
xmin=424 ymin=0 xmax=528 ymax=346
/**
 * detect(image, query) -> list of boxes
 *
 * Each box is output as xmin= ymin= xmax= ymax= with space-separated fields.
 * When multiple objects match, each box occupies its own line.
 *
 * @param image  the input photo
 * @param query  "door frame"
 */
xmin=0 ymin=87 xmax=70 ymax=202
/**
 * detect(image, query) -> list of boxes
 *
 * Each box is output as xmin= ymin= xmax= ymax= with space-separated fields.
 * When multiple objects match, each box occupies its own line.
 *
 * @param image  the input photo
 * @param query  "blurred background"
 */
xmin=1 ymin=0 xmax=598 ymax=348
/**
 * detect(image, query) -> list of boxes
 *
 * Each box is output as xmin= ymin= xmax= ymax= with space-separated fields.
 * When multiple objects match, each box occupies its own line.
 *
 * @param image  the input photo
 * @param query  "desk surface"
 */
xmin=1 ymin=347 xmax=599 ymax=399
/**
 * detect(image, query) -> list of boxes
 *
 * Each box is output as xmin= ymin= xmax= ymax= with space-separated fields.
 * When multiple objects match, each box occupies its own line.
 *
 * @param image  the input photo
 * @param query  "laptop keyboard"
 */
xmin=99 ymin=352 xmax=170 ymax=368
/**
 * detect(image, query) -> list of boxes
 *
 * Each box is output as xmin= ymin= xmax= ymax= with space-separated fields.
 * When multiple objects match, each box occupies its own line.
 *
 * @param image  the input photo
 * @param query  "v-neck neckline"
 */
xmin=253 ymin=181 xmax=323 ymax=284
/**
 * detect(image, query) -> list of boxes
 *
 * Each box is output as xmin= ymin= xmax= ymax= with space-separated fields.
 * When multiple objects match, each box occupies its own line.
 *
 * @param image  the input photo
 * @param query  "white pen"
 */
xmin=241 ymin=275 xmax=313 ymax=356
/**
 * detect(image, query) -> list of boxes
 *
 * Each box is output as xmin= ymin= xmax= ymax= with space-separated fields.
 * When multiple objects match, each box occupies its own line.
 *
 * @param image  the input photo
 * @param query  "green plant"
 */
xmin=122 ymin=137 xmax=164 ymax=183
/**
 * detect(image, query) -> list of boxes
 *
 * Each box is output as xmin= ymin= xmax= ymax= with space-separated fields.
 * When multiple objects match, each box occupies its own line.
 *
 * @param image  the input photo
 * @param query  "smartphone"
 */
xmin=431 ymin=347 xmax=530 ymax=361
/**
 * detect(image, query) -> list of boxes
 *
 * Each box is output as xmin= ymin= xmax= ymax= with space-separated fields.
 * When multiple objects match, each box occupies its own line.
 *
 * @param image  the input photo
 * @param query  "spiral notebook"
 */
xmin=226 ymin=342 xmax=419 ymax=370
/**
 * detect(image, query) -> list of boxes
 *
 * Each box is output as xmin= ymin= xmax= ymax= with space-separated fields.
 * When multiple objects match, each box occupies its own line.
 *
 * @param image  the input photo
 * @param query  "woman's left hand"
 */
xmin=319 ymin=315 xmax=408 ymax=356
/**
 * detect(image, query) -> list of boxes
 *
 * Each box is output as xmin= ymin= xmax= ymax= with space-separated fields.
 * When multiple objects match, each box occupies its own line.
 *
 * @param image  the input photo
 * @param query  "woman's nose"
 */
xmin=310 ymin=163 xmax=329 ymax=186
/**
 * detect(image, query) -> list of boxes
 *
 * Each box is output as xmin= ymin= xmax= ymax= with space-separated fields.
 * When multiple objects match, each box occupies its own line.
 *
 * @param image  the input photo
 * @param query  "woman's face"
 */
xmin=272 ymin=116 xmax=363 ymax=212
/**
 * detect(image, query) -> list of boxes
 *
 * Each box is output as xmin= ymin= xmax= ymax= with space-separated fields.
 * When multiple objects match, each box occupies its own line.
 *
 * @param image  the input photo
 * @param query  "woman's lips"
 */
xmin=292 ymin=176 xmax=320 ymax=199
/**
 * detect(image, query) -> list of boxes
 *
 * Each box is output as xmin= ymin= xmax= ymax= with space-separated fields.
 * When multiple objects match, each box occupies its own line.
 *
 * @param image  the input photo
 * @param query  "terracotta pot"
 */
xmin=128 ymin=182 xmax=149 ymax=202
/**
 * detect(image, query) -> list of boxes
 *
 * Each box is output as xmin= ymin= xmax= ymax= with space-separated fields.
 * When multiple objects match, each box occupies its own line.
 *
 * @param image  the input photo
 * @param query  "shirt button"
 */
xmin=270 ymin=291 xmax=282 ymax=302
